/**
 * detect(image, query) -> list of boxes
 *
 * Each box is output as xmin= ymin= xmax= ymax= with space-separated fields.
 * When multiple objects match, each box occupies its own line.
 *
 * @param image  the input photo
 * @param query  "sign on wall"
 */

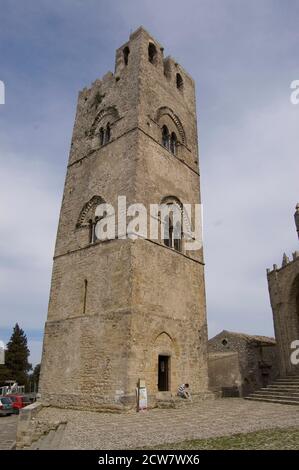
xmin=137 ymin=379 xmax=147 ymax=412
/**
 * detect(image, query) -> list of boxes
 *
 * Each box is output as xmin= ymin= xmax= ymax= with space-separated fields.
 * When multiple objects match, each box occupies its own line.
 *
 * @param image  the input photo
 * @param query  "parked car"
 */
xmin=5 ymin=394 xmax=30 ymax=414
xmin=0 ymin=397 xmax=13 ymax=416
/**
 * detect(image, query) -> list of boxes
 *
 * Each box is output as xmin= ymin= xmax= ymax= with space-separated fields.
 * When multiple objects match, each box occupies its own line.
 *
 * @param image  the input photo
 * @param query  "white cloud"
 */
xmin=0 ymin=151 xmax=61 ymax=330
xmin=203 ymin=95 xmax=299 ymax=337
xmin=28 ymin=339 xmax=43 ymax=367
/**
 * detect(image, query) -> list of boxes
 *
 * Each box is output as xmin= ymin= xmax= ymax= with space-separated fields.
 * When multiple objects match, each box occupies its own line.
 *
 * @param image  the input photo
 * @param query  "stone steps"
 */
xmin=275 ymin=378 xmax=299 ymax=382
xmin=270 ymin=386 xmax=299 ymax=389
xmin=245 ymin=396 xmax=299 ymax=406
xmin=256 ymin=389 xmax=299 ymax=397
xmin=31 ymin=423 xmax=66 ymax=450
xmin=245 ymin=375 xmax=299 ymax=406
xmin=49 ymin=423 xmax=66 ymax=449
xmin=272 ymin=381 xmax=299 ymax=385
xmin=250 ymin=393 xmax=299 ymax=402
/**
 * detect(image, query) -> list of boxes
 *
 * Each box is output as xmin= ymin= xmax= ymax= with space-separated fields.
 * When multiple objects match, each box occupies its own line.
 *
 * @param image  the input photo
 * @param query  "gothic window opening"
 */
xmin=176 ymin=73 xmax=183 ymax=91
xmin=99 ymin=128 xmax=104 ymax=146
xmin=83 ymin=279 xmax=88 ymax=314
xmin=170 ymin=132 xmax=177 ymax=155
xmin=88 ymin=219 xmax=94 ymax=244
xmin=123 ymin=46 xmax=130 ymax=66
xmin=105 ymin=123 xmax=111 ymax=144
xmin=162 ymin=202 xmax=183 ymax=253
xmin=173 ymin=221 xmax=182 ymax=252
xmin=88 ymin=211 xmax=109 ymax=244
xmin=93 ymin=216 xmax=100 ymax=241
xmin=148 ymin=42 xmax=157 ymax=64
xmin=99 ymin=123 xmax=111 ymax=146
xmin=162 ymin=125 xmax=170 ymax=150
xmin=88 ymin=216 xmax=100 ymax=244
xmin=163 ymin=214 xmax=173 ymax=248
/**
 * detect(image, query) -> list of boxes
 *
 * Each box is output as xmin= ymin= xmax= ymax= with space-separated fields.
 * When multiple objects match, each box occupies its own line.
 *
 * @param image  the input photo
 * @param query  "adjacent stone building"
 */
xmin=208 ymin=330 xmax=279 ymax=396
xmin=267 ymin=204 xmax=299 ymax=376
xmin=38 ymin=27 xmax=210 ymax=410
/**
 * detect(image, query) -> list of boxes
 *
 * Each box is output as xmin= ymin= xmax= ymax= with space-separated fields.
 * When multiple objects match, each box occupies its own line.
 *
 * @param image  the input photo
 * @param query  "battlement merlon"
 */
xmin=115 ymin=26 xmax=195 ymax=85
xmin=78 ymin=26 xmax=195 ymax=101
xmin=267 ymin=204 xmax=299 ymax=276
xmin=267 ymin=251 xmax=299 ymax=276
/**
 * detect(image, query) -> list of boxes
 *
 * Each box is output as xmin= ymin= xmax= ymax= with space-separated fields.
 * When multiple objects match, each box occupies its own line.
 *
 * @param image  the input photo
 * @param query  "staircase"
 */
xmin=245 ymin=375 xmax=299 ymax=405
xmin=30 ymin=423 xmax=66 ymax=450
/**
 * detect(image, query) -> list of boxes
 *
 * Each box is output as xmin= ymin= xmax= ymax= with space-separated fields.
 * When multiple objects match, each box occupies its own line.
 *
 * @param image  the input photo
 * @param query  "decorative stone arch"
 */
xmin=155 ymin=106 xmax=186 ymax=145
xmin=150 ymin=329 xmax=181 ymax=393
xmin=89 ymin=106 xmax=120 ymax=137
xmin=76 ymin=195 xmax=106 ymax=228
xmin=152 ymin=329 xmax=180 ymax=356
xmin=160 ymin=195 xmax=192 ymax=241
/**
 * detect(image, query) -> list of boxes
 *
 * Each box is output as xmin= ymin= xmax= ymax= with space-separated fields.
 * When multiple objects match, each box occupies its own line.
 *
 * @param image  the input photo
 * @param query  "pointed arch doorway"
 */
xmin=158 ymin=355 xmax=170 ymax=391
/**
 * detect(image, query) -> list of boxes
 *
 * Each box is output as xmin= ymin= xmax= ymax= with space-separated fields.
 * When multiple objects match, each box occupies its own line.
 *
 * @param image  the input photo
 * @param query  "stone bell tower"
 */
xmin=39 ymin=27 xmax=209 ymax=409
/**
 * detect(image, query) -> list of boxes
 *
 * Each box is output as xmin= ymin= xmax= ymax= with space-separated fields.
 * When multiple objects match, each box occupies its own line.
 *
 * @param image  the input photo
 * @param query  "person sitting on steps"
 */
xmin=177 ymin=383 xmax=191 ymax=400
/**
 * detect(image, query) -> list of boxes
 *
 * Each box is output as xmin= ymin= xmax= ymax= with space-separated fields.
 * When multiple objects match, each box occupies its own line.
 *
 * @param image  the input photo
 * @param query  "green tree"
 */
xmin=0 ymin=364 xmax=11 ymax=387
xmin=1 ymin=324 xmax=32 ymax=388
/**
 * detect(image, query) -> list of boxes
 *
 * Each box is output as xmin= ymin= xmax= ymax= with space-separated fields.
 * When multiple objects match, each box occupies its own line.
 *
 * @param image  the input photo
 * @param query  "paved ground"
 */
xmin=37 ymin=399 xmax=299 ymax=449
xmin=0 ymin=414 xmax=17 ymax=450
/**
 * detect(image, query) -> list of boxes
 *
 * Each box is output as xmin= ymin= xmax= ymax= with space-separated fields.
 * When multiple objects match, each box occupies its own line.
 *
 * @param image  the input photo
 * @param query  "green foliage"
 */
xmin=149 ymin=427 xmax=299 ymax=450
xmin=0 ymin=323 xmax=32 ymax=388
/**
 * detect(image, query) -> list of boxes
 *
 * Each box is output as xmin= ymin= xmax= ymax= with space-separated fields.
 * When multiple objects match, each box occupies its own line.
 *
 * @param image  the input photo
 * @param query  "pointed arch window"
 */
xmin=162 ymin=200 xmax=183 ymax=253
xmin=99 ymin=123 xmax=111 ymax=147
xmin=99 ymin=128 xmax=104 ymax=146
xmin=148 ymin=43 xmax=157 ymax=64
xmin=123 ymin=46 xmax=130 ymax=66
xmin=162 ymin=125 xmax=170 ymax=150
xmin=173 ymin=220 xmax=182 ymax=252
xmin=176 ymin=73 xmax=183 ymax=91
xmin=105 ymin=123 xmax=111 ymax=144
xmin=170 ymin=132 xmax=177 ymax=155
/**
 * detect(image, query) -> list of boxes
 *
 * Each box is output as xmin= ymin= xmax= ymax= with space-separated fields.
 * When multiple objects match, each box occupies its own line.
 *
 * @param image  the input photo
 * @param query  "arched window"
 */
xmin=89 ymin=216 xmax=100 ymax=244
xmin=83 ymin=279 xmax=88 ymax=314
xmin=93 ymin=216 xmax=100 ymax=241
xmin=163 ymin=213 xmax=173 ymax=248
xmin=162 ymin=125 xmax=169 ymax=150
xmin=173 ymin=221 xmax=182 ymax=252
xmin=176 ymin=73 xmax=183 ymax=91
xmin=148 ymin=43 xmax=157 ymax=64
xmin=88 ymin=219 xmax=93 ymax=244
xmin=170 ymin=132 xmax=177 ymax=155
xmin=105 ymin=123 xmax=111 ymax=144
xmin=99 ymin=128 xmax=104 ymax=146
xmin=123 ymin=46 xmax=130 ymax=66
xmin=162 ymin=201 xmax=183 ymax=253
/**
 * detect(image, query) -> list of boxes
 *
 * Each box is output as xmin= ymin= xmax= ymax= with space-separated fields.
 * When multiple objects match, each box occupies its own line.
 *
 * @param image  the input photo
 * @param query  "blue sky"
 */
xmin=0 ymin=0 xmax=299 ymax=365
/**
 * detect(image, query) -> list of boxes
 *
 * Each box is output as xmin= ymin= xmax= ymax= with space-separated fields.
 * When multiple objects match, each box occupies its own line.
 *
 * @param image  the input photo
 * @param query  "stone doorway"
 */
xmin=158 ymin=355 xmax=170 ymax=391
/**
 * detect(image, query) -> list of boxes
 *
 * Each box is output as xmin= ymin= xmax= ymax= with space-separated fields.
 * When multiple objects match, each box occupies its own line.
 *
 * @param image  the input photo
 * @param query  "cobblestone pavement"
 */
xmin=38 ymin=399 xmax=299 ymax=449
xmin=0 ymin=415 xmax=17 ymax=450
